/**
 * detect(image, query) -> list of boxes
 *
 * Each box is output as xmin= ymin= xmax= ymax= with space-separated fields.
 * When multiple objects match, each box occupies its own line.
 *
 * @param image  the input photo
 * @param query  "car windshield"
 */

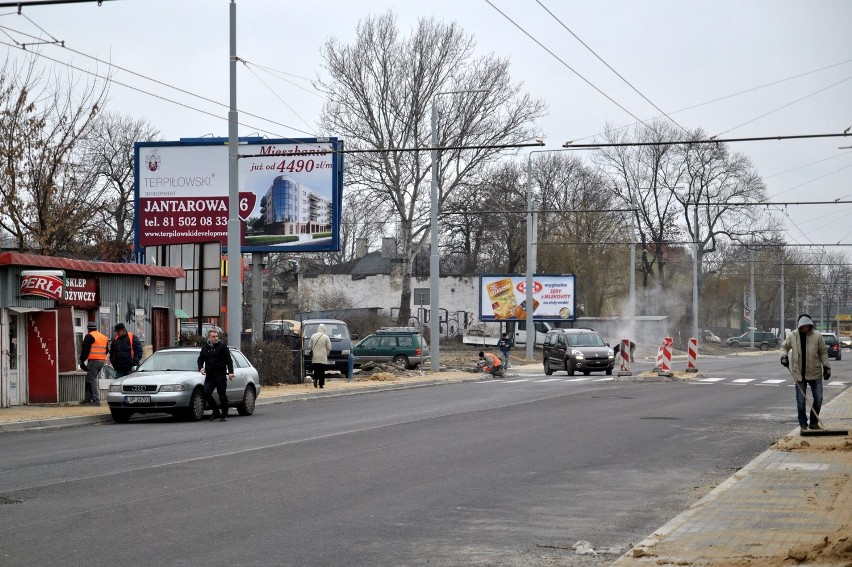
xmin=136 ymin=351 xmax=199 ymax=372
xmin=566 ymin=333 xmax=606 ymax=347
xmin=304 ymin=323 xmax=350 ymax=340
xmin=823 ymin=335 xmax=837 ymax=344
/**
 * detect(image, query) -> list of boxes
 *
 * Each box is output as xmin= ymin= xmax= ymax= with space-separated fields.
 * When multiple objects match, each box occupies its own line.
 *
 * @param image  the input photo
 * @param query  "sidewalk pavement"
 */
xmin=3 ymin=366 xmax=850 ymax=565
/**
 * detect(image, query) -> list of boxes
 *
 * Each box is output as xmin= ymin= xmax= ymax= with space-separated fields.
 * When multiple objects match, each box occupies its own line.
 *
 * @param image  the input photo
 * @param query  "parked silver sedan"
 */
xmin=106 ymin=347 xmax=260 ymax=423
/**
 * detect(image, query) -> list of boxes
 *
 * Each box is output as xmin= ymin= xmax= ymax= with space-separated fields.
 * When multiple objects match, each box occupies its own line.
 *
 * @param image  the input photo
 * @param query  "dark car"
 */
xmin=822 ymin=332 xmax=842 ymax=360
xmin=726 ymin=331 xmax=779 ymax=350
xmin=353 ymin=327 xmax=429 ymax=369
xmin=542 ymin=328 xmax=615 ymax=376
xmin=301 ymin=319 xmax=352 ymax=378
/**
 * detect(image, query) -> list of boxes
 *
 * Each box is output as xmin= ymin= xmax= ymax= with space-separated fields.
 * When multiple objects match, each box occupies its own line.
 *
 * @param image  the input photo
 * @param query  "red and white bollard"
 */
xmin=658 ymin=337 xmax=673 ymax=376
xmin=618 ymin=338 xmax=632 ymax=376
xmin=686 ymin=337 xmax=698 ymax=373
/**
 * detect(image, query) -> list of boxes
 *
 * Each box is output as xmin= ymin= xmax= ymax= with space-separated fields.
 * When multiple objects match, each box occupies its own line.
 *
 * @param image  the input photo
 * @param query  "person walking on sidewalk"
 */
xmin=780 ymin=314 xmax=831 ymax=433
xmin=197 ymin=329 xmax=235 ymax=422
xmin=109 ymin=323 xmax=142 ymax=378
xmin=78 ymin=322 xmax=108 ymax=406
xmin=309 ymin=323 xmax=332 ymax=388
xmin=497 ymin=332 xmax=514 ymax=369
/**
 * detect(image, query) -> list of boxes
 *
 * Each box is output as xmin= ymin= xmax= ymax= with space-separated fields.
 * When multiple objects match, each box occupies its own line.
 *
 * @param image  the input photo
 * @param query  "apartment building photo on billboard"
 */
xmin=261 ymin=175 xmax=332 ymax=236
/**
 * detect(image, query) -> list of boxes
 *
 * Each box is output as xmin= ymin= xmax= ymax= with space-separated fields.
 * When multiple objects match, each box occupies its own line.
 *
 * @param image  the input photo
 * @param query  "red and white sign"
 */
xmin=58 ymin=275 xmax=99 ymax=308
xmin=20 ymin=270 xmax=65 ymax=301
xmin=743 ymin=308 xmax=751 ymax=322
xmin=27 ymin=310 xmax=58 ymax=403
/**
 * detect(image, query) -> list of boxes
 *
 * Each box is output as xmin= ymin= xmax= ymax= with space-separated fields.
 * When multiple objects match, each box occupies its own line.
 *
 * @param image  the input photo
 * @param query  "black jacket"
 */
xmin=109 ymin=332 xmax=142 ymax=369
xmin=197 ymin=341 xmax=234 ymax=377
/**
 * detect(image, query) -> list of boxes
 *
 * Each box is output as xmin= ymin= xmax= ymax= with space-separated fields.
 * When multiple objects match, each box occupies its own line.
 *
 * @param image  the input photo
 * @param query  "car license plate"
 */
xmin=124 ymin=395 xmax=151 ymax=404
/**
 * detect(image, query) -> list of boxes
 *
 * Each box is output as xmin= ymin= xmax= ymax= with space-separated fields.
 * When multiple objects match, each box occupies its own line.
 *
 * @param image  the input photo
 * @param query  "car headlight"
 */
xmin=341 ymin=349 xmax=351 ymax=355
xmin=607 ymin=349 xmax=615 ymax=359
xmin=158 ymin=384 xmax=186 ymax=392
xmin=108 ymin=384 xmax=122 ymax=392
xmin=571 ymin=349 xmax=584 ymax=359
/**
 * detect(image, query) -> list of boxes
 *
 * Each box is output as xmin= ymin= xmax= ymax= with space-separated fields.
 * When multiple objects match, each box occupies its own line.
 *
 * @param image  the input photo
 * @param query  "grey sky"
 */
xmin=3 ymin=0 xmax=851 ymax=247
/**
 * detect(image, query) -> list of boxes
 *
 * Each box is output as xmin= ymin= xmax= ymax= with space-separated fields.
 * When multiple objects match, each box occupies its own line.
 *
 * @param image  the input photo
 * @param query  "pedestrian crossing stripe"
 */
xmin=503 ymin=379 xmax=529 ymax=383
xmin=699 ymin=378 xmax=725 ymax=382
xmin=760 ymin=379 xmax=785 ymax=384
xmin=731 ymin=379 xmax=755 ymax=383
xmin=534 ymin=378 xmax=563 ymax=382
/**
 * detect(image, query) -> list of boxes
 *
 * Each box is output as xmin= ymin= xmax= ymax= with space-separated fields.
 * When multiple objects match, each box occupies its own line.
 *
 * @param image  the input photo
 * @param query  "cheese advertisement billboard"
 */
xmin=479 ymin=274 xmax=576 ymax=322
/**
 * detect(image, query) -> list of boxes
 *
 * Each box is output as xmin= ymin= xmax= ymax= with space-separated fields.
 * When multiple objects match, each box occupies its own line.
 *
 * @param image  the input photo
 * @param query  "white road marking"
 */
xmin=759 ymin=379 xmax=786 ymax=384
xmin=732 ymin=378 xmax=755 ymax=383
xmin=534 ymin=378 xmax=564 ymax=382
xmin=699 ymin=377 xmax=725 ymax=382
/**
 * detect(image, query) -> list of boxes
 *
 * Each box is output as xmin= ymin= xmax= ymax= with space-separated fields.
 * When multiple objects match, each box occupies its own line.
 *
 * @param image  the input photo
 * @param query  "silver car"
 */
xmin=106 ymin=347 xmax=260 ymax=423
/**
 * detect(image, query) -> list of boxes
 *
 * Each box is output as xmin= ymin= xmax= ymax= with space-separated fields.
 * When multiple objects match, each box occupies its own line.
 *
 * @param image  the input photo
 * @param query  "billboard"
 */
xmin=479 ymin=274 xmax=576 ymax=322
xmin=134 ymin=137 xmax=343 ymax=253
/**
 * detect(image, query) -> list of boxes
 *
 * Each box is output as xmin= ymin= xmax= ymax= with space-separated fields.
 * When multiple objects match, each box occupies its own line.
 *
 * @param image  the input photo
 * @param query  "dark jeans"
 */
xmin=84 ymin=360 xmax=104 ymax=402
xmin=313 ymin=363 xmax=326 ymax=387
xmin=204 ymin=374 xmax=229 ymax=416
xmin=795 ymin=378 xmax=823 ymax=428
xmin=115 ymin=366 xmax=134 ymax=378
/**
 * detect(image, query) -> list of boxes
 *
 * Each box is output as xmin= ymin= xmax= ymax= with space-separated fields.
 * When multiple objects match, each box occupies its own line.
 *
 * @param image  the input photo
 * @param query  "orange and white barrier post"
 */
xmin=618 ymin=338 xmax=632 ymax=376
xmin=658 ymin=337 xmax=673 ymax=376
xmin=686 ymin=337 xmax=698 ymax=373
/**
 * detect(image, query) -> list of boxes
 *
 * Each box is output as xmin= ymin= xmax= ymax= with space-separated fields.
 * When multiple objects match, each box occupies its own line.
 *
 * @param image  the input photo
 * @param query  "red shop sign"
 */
xmin=59 ymin=275 xmax=100 ymax=308
xmin=20 ymin=270 xmax=65 ymax=301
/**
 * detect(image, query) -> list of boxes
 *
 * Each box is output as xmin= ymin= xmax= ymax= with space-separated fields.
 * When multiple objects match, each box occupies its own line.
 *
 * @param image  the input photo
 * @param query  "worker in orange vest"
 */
xmin=79 ymin=321 xmax=108 ymax=406
xmin=478 ymin=351 xmax=504 ymax=377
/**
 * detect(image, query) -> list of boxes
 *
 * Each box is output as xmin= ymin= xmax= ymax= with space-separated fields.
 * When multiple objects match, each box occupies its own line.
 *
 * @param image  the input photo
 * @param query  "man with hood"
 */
xmin=780 ymin=314 xmax=831 ymax=433
xmin=309 ymin=323 xmax=332 ymax=388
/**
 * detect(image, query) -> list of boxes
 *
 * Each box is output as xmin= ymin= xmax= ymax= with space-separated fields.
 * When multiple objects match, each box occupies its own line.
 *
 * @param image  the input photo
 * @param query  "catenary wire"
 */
xmin=534 ymin=0 xmax=688 ymax=135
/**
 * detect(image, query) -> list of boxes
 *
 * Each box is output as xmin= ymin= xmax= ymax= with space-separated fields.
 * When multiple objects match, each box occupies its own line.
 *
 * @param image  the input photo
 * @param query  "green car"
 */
xmin=353 ymin=327 xmax=429 ymax=370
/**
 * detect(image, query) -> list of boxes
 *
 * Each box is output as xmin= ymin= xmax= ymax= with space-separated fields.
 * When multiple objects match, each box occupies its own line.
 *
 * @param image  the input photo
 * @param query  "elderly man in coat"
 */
xmin=780 ymin=314 xmax=831 ymax=434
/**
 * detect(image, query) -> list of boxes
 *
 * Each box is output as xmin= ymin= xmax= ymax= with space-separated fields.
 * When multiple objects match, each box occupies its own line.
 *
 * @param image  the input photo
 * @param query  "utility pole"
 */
xmin=780 ymin=256 xmax=785 ymax=339
xmin=226 ymin=0 xmax=242 ymax=347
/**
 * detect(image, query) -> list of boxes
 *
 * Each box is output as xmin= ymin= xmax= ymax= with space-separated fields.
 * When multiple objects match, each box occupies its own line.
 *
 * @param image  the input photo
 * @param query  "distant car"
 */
xmin=301 ymin=319 xmax=352 ymax=378
xmin=265 ymin=319 xmax=301 ymax=336
xmin=106 ymin=347 xmax=260 ymax=423
xmin=179 ymin=322 xmax=224 ymax=341
xmin=542 ymin=328 xmax=615 ymax=376
xmin=839 ymin=335 xmax=852 ymax=349
xmin=353 ymin=327 xmax=429 ymax=369
xmin=702 ymin=330 xmax=721 ymax=343
xmin=726 ymin=331 xmax=779 ymax=351
xmin=821 ymin=332 xmax=841 ymax=360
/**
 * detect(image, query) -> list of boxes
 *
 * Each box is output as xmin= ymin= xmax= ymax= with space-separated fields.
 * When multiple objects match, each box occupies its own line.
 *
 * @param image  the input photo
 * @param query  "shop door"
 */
xmin=152 ymin=308 xmax=169 ymax=352
xmin=27 ymin=311 xmax=59 ymax=404
xmin=5 ymin=315 xmax=24 ymax=406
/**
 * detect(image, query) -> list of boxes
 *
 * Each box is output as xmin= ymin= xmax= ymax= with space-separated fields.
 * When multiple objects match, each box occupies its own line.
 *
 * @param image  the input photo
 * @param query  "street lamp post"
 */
xmin=430 ymin=89 xmax=487 ymax=372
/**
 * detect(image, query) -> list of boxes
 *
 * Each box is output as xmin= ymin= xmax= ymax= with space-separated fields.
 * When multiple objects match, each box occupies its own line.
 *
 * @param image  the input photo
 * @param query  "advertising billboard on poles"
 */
xmin=479 ymin=274 xmax=576 ymax=322
xmin=134 ymin=137 xmax=343 ymax=253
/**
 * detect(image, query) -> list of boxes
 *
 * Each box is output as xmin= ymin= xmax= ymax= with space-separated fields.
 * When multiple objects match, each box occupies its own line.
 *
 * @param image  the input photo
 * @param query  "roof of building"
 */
xmin=0 ymin=252 xmax=185 ymax=279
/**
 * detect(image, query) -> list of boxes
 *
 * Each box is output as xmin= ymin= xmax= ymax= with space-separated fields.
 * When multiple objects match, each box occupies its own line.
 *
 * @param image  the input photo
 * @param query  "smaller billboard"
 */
xmin=20 ymin=270 xmax=65 ymax=301
xmin=479 ymin=274 xmax=576 ymax=322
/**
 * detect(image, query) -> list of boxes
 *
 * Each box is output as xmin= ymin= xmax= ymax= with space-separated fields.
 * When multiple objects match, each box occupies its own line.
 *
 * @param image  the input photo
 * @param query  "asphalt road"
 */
xmin=0 ymin=351 xmax=846 ymax=566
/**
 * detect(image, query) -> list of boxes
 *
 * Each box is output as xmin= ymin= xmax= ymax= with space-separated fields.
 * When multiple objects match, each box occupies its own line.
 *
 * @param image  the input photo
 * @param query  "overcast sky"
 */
xmin=3 ymin=0 xmax=852 ymax=249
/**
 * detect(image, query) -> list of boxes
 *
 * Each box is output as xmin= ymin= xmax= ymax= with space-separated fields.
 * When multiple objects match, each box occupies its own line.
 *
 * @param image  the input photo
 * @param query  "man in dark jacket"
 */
xmin=197 ymin=329 xmax=235 ymax=422
xmin=109 ymin=323 xmax=142 ymax=377
xmin=497 ymin=332 xmax=514 ymax=369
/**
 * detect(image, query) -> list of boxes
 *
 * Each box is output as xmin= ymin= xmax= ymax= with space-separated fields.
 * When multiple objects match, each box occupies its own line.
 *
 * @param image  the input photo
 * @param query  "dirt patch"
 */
xmin=772 ymin=433 xmax=852 ymax=453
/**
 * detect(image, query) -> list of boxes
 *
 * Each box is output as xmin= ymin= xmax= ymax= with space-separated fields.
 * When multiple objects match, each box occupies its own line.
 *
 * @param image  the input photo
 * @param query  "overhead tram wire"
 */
xmin=568 ymin=58 xmax=852 ymax=144
xmin=562 ymin=132 xmax=850 ymax=148
xmin=237 ymin=58 xmax=325 ymax=99
xmin=765 ymin=150 xmax=852 ymax=179
xmin=239 ymin=59 xmax=318 ymax=136
xmin=0 ymin=24 xmax=331 ymax=147
xmin=482 ymin=0 xmax=653 ymax=129
xmin=0 ymin=37 xmax=291 ymax=139
xmin=534 ymin=0 xmax=688 ymax=135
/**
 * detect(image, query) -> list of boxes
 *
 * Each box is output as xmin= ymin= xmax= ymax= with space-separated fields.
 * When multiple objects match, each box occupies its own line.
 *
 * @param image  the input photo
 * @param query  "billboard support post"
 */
xmin=227 ymin=0 xmax=241 ymax=347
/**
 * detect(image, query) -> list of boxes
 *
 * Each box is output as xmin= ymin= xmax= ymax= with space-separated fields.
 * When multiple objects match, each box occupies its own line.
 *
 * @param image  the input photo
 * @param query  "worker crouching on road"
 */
xmin=780 ymin=314 xmax=831 ymax=434
xmin=477 ymin=351 xmax=504 ymax=378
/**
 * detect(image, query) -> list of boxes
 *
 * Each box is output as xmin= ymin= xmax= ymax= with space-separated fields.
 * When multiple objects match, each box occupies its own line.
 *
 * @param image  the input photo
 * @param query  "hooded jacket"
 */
xmin=310 ymin=324 xmax=332 ymax=365
xmin=780 ymin=315 xmax=830 ymax=381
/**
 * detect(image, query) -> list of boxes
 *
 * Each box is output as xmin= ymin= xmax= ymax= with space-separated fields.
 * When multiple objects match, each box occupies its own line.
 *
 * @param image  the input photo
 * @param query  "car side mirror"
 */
xmin=351 ymin=333 xmax=360 ymax=340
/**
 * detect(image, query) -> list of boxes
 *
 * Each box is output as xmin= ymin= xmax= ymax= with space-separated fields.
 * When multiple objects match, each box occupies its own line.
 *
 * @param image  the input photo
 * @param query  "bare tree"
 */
xmin=80 ymin=111 xmax=159 ymax=261
xmin=317 ymin=11 xmax=545 ymax=324
xmin=0 ymin=57 xmax=109 ymax=256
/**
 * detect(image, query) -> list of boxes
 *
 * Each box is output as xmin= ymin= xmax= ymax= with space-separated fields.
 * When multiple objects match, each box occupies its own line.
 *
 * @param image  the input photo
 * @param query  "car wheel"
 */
xmin=730 ymin=341 xmax=740 ymax=348
xmin=544 ymin=359 xmax=553 ymax=375
xmin=583 ymin=370 xmax=591 ymax=376
xmin=759 ymin=342 xmax=769 ymax=351
xmin=185 ymin=388 xmax=204 ymax=421
xmin=566 ymin=359 xmax=575 ymax=376
xmin=110 ymin=409 xmax=131 ymax=423
xmin=606 ymin=367 xmax=613 ymax=375
xmin=237 ymin=385 xmax=256 ymax=416
xmin=392 ymin=355 xmax=409 ymax=368
xmin=838 ymin=352 xmax=842 ymax=361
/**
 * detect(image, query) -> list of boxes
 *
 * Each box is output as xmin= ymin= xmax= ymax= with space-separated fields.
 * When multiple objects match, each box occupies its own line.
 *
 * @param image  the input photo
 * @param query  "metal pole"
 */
xmin=750 ymin=249 xmax=756 ymax=348
xmin=692 ymin=202 xmax=699 ymax=341
xmin=251 ymin=252 xmax=263 ymax=345
xmin=226 ymin=0 xmax=242 ymax=347
xmin=429 ymin=99 xmax=440 ymax=371
xmin=628 ymin=187 xmax=636 ymax=342
xmin=780 ymin=256 xmax=785 ymax=339
xmin=525 ymin=154 xmax=535 ymax=359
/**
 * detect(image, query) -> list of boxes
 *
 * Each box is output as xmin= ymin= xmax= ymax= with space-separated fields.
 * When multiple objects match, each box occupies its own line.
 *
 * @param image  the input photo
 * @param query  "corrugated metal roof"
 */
xmin=0 ymin=252 xmax=184 ymax=278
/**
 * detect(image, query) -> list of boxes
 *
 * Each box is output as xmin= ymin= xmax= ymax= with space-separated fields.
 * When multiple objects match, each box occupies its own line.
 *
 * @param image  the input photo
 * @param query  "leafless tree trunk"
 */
xmin=317 ymin=11 xmax=545 ymax=324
